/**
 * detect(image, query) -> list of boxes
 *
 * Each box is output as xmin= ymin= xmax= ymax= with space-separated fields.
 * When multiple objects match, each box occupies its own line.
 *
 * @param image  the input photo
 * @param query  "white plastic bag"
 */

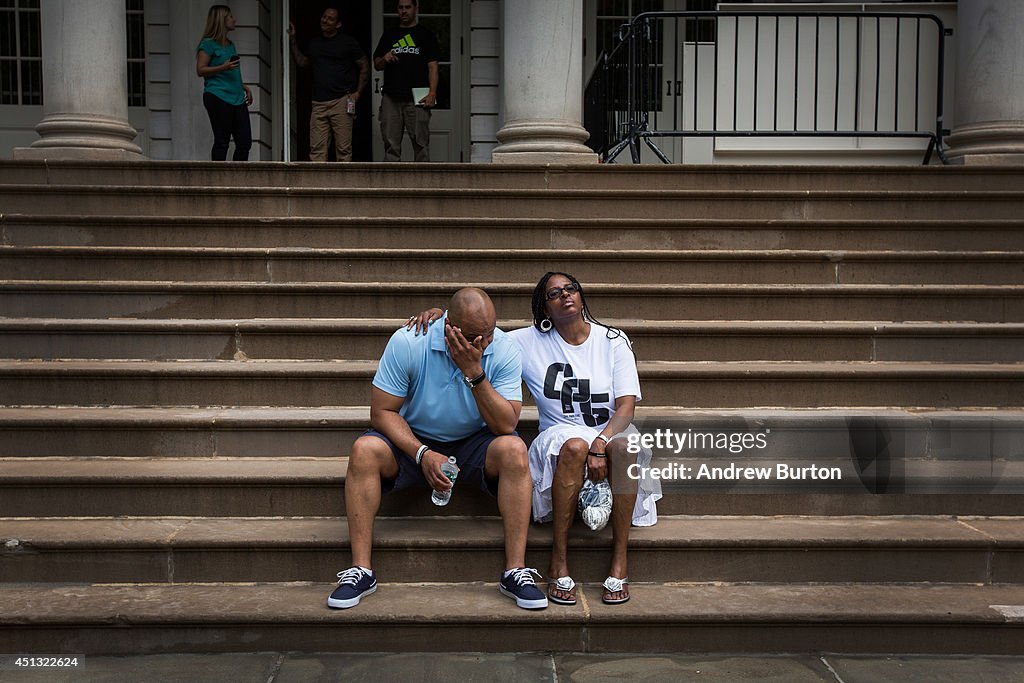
xmin=578 ymin=479 xmax=613 ymax=531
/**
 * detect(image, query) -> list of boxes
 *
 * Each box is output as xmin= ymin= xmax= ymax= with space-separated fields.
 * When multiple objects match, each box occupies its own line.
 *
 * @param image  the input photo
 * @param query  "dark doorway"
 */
xmin=288 ymin=1 xmax=373 ymax=161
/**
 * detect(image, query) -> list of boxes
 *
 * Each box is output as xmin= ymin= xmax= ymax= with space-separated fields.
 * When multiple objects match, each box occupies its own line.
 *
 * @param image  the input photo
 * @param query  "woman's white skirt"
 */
xmin=527 ymin=422 xmax=662 ymax=526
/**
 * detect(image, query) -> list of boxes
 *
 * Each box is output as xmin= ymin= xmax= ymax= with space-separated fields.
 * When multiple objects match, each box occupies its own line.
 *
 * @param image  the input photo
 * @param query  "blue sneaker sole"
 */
xmin=327 ymin=583 xmax=376 ymax=609
xmin=499 ymin=585 xmax=548 ymax=610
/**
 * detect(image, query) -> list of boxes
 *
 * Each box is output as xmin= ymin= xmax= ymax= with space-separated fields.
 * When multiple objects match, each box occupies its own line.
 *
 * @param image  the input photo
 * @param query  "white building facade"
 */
xmin=2 ymin=0 xmax=1021 ymax=165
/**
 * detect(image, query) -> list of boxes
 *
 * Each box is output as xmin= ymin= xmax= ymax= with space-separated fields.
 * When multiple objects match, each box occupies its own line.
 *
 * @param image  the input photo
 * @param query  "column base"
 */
xmin=15 ymin=113 xmax=144 ymax=160
xmin=492 ymin=151 xmax=599 ymax=165
xmin=13 ymin=147 xmax=145 ymax=161
xmin=492 ymin=119 xmax=598 ymax=164
xmin=945 ymin=121 xmax=1024 ymax=165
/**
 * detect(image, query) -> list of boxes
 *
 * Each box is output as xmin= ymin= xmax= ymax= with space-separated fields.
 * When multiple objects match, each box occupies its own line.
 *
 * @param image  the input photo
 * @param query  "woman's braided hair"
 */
xmin=530 ymin=272 xmax=630 ymax=347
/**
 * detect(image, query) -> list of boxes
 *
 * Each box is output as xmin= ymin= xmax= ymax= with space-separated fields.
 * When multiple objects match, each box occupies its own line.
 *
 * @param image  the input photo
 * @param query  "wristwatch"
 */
xmin=463 ymin=371 xmax=486 ymax=388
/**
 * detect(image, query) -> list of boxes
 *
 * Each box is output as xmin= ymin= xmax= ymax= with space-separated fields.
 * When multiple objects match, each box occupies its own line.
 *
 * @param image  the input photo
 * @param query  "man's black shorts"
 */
xmin=362 ymin=427 xmax=521 ymax=497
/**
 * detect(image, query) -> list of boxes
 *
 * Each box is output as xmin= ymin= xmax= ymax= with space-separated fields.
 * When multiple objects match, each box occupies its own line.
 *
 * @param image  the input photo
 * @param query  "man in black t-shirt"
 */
xmin=373 ymin=0 xmax=440 ymax=162
xmin=288 ymin=8 xmax=369 ymax=162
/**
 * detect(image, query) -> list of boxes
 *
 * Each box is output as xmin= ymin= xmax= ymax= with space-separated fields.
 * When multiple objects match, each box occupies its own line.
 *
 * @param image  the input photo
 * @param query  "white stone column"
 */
xmin=15 ymin=0 xmax=143 ymax=160
xmin=169 ymin=0 xmax=214 ymax=161
xmin=491 ymin=0 xmax=597 ymax=164
xmin=945 ymin=0 xmax=1024 ymax=165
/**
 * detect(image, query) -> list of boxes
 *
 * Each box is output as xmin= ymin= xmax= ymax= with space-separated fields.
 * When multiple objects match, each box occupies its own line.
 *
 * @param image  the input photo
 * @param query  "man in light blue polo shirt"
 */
xmin=328 ymin=287 xmax=547 ymax=611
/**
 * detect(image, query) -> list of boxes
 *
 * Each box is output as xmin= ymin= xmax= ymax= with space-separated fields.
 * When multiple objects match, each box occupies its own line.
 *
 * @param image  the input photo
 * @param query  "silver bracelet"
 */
xmin=415 ymin=444 xmax=429 ymax=465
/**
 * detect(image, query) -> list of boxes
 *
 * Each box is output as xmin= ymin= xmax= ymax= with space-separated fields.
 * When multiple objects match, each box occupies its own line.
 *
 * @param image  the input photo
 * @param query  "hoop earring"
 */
xmin=539 ymin=318 xmax=553 ymax=332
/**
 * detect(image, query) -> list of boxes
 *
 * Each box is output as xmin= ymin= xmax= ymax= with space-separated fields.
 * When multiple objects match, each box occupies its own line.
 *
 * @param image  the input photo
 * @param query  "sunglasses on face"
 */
xmin=545 ymin=283 xmax=580 ymax=300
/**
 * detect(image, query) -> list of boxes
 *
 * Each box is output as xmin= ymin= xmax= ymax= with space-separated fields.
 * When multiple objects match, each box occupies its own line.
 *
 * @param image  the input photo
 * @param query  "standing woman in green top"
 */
xmin=196 ymin=5 xmax=253 ymax=160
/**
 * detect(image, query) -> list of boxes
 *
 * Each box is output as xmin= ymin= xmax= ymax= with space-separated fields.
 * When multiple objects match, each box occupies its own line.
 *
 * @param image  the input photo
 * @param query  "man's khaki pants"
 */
xmin=380 ymin=93 xmax=430 ymax=162
xmin=310 ymin=96 xmax=354 ymax=162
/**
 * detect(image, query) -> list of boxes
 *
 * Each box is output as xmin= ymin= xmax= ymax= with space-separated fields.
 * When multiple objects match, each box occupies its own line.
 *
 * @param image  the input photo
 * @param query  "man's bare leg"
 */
xmin=485 ymin=435 xmax=532 ymax=569
xmin=345 ymin=435 xmax=400 ymax=569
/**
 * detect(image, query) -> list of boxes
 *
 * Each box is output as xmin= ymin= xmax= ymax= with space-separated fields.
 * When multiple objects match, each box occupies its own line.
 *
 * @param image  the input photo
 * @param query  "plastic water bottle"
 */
xmin=431 ymin=456 xmax=459 ymax=506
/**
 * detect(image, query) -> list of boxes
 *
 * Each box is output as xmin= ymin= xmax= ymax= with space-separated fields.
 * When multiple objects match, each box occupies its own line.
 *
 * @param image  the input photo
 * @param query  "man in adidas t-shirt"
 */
xmin=373 ymin=0 xmax=440 ymax=161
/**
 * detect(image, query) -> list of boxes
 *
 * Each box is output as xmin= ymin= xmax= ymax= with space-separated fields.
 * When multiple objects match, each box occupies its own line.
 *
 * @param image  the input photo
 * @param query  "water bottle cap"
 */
xmin=447 ymin=456 xmax=457 ymax=464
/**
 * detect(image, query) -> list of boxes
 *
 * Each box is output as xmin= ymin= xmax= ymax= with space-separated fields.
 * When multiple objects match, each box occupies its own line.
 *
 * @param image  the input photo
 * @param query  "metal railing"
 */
xmin=584 ymin=11 xmax=950 ymax=165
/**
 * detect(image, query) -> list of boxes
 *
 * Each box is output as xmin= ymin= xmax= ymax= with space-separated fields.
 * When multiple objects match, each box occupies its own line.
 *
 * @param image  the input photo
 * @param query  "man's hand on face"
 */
xmin=444 ymin=320 xmax=484 ymax=378
xmin=420 ymin=449 xmax=452 ymax=491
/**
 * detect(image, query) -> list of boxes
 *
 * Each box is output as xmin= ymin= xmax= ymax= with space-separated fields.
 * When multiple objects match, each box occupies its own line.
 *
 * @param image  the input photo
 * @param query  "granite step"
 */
xmin=3 ymin=281 xmax=1023 ymax=321
xmin=2 ymin=450 xmax=1021 ymax=518
xmin=1 ymin=516 xmax=1020 ymax=585
xmin=5 ymin=214 xmax=1022 ymax=251
xmin=0 ymin=406 xmax=371 ymax=458
xmin=0 ymin=457 xmax=347 ymax=518
xmin=1 ymin=405 xmax=1019 ymax=456
xmin=2 ymin=185 xmax=1021 ymax=220
xmin=2 ymin=582 xmax=1023 ymax=655
xmin=4 ymin=247 xmax=1022 ymax=285
xmin=4 ymin=319 xmax=1023 ymax=363
xmin=4 ymin=160 xmax=1022 ymax=191
xmin=1 ymin=359 xmax=1021 ymax=408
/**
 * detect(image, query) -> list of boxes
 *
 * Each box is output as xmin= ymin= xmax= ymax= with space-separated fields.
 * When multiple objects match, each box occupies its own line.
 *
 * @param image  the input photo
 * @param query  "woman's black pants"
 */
xmin=203 ymin=92 xmax=252 ymax=161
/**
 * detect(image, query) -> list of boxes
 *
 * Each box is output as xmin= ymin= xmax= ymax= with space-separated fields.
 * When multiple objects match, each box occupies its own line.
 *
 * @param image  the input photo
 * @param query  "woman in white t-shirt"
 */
xmin=407 ymin=272 xmax=660 ymax=605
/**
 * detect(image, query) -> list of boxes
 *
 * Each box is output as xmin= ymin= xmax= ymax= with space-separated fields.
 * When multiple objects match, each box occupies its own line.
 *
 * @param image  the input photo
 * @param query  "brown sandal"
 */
xmin=602 ymin=576 xmax=630 ymax=604
xmin=548 ymin=576 xmax=577 ymax=605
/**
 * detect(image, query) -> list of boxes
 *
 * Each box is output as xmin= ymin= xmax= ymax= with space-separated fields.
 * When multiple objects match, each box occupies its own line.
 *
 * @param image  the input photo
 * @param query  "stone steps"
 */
xmin=3 ymin=184 xmax=1022 ymax=220
xmin=1 ymin=404 xmax=1020 ymax=517
xmin=6 ymin=214 xmax=1023 ymax=251
xmin=2 ymin=404 xmax=1018 ymax=454
xmin=4 ymin=246 xmax=1022 ymax=285
xmin=2 ymin=160 xmax=1022 ymax=657
xmin=2 ymin=359 xmax=1022 ymax=408
xmin=4 ymin=160 xmax=1022 ymax=191
xmin=2 ymin=582 xmax=1023 ymax=655
xmin=3 ymin=455 xmax=1022 ymax=518
xmin=2 ymin=516 xmax=1020 ymax=585
xmin=0 ymin=406 xmax=370 ymax=457
xmin=4 ymin=281 xmax=1023 ymax=320
xmin=5 ymin=318 xmax=1023 ymax=362
xmin=0 ymin=457 xmax=347 ymax=518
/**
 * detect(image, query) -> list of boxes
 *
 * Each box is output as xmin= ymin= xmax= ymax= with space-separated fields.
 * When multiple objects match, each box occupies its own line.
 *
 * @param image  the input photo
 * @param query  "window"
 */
xmin=0 ymin=0 xmax=42 ymax=105
xmin=126 ymin=0 xmax=145 ymax=106
xmin=0 ymin=0 xmax=146 ymax=107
